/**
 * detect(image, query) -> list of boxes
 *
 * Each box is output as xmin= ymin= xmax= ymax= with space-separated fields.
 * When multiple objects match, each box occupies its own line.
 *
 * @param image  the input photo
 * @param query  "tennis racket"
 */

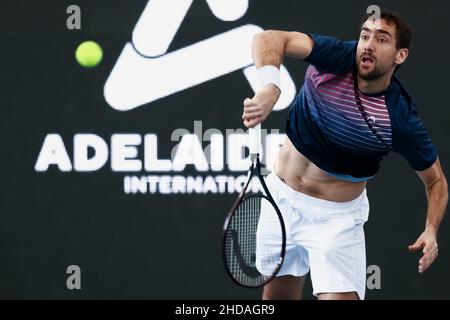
xmin=222 ymin=123 xmax=286 ymax=287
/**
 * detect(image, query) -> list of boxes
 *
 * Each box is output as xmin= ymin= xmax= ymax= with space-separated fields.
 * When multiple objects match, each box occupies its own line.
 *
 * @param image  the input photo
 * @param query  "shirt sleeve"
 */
xmin=392 ymin=101 xmax=437 ymax=171
xmin=303 ymin=34 xmax=357 ymax=75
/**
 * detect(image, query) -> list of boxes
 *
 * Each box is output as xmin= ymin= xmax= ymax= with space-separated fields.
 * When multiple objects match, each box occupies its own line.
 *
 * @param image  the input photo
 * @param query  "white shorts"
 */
xmin=256 ymin=172 xmax=370 ymax=300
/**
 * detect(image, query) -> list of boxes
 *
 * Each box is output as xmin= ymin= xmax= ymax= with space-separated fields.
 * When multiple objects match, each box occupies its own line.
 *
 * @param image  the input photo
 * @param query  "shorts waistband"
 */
xmin=324 ymin=170 xmax=375 ymax=182
xmin=267 ymin=171 xmax=367 ymax=209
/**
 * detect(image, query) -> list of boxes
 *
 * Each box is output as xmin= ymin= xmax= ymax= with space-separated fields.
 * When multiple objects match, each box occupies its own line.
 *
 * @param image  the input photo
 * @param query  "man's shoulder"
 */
xmin=387 ymin=76 xmax=430 ymax=139
xmin=386 ymin=76 xmax=417 ymax=115
xmin=303 ymin=34 xmax=357 ymax=75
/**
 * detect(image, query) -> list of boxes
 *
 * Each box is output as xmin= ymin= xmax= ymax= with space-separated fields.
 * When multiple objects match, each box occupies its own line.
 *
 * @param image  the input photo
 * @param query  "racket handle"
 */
xmin=249 ymin=123 xmax=261 ymax=156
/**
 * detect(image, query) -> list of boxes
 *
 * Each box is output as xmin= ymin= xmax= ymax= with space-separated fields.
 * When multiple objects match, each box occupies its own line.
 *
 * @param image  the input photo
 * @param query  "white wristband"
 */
xmin=257 ymin=65 xmax=280 ymax=90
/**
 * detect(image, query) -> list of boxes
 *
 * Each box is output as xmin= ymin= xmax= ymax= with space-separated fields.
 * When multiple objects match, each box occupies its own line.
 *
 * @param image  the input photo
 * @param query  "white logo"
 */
xmin=368 ymin=116 xmax=376 ymax=124
xmin=104 ymin=0 xmax=296 ymax=111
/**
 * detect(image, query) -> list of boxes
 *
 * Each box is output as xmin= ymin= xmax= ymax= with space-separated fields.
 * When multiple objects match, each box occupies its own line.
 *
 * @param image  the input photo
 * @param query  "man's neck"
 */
xmin=356 ymin=72 xmax=393 ymax=95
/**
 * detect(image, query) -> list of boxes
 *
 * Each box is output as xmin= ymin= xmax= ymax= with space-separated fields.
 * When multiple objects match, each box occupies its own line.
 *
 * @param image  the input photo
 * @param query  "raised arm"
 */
xmin=242 ymin=30 xmax=314 ymax=128
xmin=252 ymin=30 xmax=314 ymax=68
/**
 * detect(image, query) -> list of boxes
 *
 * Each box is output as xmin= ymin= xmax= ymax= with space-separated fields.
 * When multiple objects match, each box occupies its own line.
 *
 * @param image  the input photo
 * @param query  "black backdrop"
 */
xmin=1 ymin=0 xmax=449 ymax=299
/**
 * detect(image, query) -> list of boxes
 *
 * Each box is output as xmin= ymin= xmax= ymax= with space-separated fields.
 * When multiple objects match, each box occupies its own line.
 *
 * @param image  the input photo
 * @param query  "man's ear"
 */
xmin=395 ymin=48 xmax=409 ymax=65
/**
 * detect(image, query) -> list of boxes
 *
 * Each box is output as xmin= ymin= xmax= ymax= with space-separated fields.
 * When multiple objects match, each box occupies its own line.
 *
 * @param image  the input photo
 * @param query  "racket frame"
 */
xmin=222 ymin=153 xmax=287 ymax=288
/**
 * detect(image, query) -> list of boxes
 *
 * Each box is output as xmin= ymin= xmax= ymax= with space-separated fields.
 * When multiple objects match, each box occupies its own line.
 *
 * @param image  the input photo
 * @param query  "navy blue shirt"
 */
xmin=286 ymin=34 xmax=437 ymax=178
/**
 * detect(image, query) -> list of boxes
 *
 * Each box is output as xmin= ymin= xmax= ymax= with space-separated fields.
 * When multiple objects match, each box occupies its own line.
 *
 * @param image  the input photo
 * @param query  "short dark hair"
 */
xmin=361 ymin=9 xmax=413 ymax=71
xmin=361 ymin=9 xmax=413 ymax=50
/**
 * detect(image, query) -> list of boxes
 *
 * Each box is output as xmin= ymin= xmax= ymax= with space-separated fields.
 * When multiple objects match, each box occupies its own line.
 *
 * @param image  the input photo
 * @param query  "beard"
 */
xmin=357 ymin=60 xmax=395 ymax=81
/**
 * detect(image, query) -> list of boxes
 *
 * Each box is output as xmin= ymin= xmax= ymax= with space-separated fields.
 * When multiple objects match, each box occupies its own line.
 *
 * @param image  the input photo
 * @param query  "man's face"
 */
xmin=356 ymin=19 xmax=400 ymax=80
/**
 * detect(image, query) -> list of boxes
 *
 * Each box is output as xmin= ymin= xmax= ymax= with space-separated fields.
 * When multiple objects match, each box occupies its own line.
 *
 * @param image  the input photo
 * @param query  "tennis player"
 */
xmin=243 ymin=9 xmax=448 ymax=300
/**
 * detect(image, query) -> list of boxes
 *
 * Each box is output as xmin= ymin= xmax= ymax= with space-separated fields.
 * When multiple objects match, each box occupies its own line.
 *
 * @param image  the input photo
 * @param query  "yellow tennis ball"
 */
xmin=75 ymin=41 xmax=103 ymax=68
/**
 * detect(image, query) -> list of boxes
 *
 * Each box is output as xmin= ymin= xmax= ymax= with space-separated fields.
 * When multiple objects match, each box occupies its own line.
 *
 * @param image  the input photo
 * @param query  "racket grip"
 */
xmin=249 ymin=123 xmax=261 ymax=155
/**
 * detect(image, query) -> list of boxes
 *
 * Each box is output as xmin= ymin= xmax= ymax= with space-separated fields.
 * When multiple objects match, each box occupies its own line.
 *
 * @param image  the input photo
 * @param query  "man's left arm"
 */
xmin=408 ymin=157 xmax=448 ymax=273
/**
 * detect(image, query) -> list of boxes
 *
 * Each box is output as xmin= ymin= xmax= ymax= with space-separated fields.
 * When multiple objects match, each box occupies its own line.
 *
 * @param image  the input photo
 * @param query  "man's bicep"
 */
xmin=284 ymin=31 xmax=314 ymax=60
xmin=252 ymin=30 xmax=312 ymax=67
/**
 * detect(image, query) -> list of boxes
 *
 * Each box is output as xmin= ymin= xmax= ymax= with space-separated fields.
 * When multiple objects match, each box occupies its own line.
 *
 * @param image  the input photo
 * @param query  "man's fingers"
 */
xmin=243 ymin=105 xmax=260 ymax=112
xmin=418 ymin=248 xmax=438 ymax=273
xmin=243 ymin=97 xmax=256 ymax=108
xmin=244 ymin=118 xmax=259 ymax=128
xmin=418 ymin=252 xmax=430 ymax=273
xmin=408 ymin=238 xmax=424 ymax=251
xmin=242 ymin=111 xmax=261 ymax=122
xmin=410 ymin=232 xmax=439 ymax=274
xmin=243 ymin=108 xmax=262 ymax=118
xmin=419 ymin=256 xmax=431 ymax=273
xmin=423 ymin=242 xmax=432 ymax=254
xmin=243 ymin=98 xmax=259 ymax=121
xmin=243 ymin=118 xmax=252 ymax=128
xmin=243 ymin=117 xmax=262 ymax=128
xmin=422 ymin=241 xmax=438 ymax=255
xmin=419 ymin=254 xmax=428 ymax=266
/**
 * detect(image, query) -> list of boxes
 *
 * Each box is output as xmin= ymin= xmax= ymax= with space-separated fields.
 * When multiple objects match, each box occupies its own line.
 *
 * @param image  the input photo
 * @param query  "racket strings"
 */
xmin=225 ymin=195 xmax=277 ymax=287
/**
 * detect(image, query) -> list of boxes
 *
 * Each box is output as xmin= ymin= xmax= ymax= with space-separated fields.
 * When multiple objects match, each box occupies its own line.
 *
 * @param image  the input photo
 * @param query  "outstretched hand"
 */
xmin=408 ymin=227 xmax=439 ymax=273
